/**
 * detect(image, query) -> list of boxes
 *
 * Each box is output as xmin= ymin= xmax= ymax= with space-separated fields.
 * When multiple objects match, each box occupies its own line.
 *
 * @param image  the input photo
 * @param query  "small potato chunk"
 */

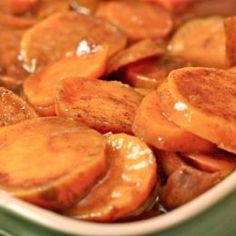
xmin=158 ymin=67 xmax=236 ymax=154
xmin=125 ymin=56 xmax=190 ymax=89
xmin=96 ymin=1 xmax=173 ymax=42
xmin=106 ymin=39 xmax=164 ymax=75
xmin=0 ymin=87 xmax=37 ymax=126
xmin=168 ymin=17 xmax=227 ymax=68
xmin=161 ymin=165 xmax=230 ymax=209
xmin=0 ymin=117 xmax=107 ymax=211
xmin=20 ymin=12 xmax=127 ymax=71
xmin=65 ymin=133 xmax=157 ymax=222
xmin=23 ymin=44 xmax=107 ymax=116
xmin=133 ymin=91 xmax=217 ymax=153
xmin=56 ymin=78 xmax=143 ymax=134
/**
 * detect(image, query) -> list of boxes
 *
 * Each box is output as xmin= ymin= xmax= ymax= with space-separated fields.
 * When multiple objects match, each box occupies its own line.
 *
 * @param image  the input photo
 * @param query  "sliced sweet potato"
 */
xmin=65 ymin=133 xmax=157 ymax=222
xmin=55 ymin=78 xmax=143 ymax=134
xmin=125 ymin=56 xmax=190 ymax=89
xmin=157 ymin=67 xmax=236 ymax=154
xmin=168 ymin=17 xmax=227 ymax=68
xmin=0 ymin=14 xmax=34 ymax=89
xmin=20 ymin=12 xmax=127 ymax=71
xmin=225 ymin=17 xmax=236 ymax=66
xmin=132 ymin=91 xmax=217 ymax=153
xmin=0 ymin=117 xmax=107 ymax=211
xmin=96 ymin=1 xmax=173 ymax=42
xmin=70 ymin=0 xmax=99 ymax=14
xmin=106 ymin=39 xmax=164 ymax=75
xmin=2 ymin=0 xmax=39 ymax=14
xmin=158 ymin=152 xmax=187 ymax=177
xmin=161 ymin=165 xmax=229 ymax=209
xmin=0 ymin=87 xmax=37 ymax=126
xmin=23 ymin=44 xmax=107 ymax=116
xmin=182 ymin=153 xmax=236 ymax=173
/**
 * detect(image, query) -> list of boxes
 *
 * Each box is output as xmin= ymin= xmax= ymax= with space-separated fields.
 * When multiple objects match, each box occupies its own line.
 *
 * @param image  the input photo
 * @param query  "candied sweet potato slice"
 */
xmin=161 ymin=165 xmax=230 ymax=209
xmin=65 ymin=133 xmax=157 ymax=222
xmin=158 ymin=152 xmax=187 ymax=177
xmin=225 ymin=17 xmax=236 ymax=66
xmin=182 ymin=153 xmax=236 ymax=173
xmin=96 ymin=1 xmax=173 ymax=42
xmin=0 ymin=14 xmax=34 ymax=89
xmin=0 ymin=87 xmax=37 ymax=126
xmin=56 ymin=78 xmax=143 ymax=134
xmin=125 ymin=56 xmax=190 ymax=89
xmin=168 ymin=17 xmax=227 ymax=68
xmin=20 ymin=12 xmax=127 ymax=71
xmin=133 ymin=91 xmax=217 ymax=153
xmin=158 ymin=67 xmax=236 ymax=154
xmin=0 ymin=117 xmax=107 ymax=211
xmin=106 ymin=39 xmax=164 ymax=75
xmin=23 ymin=44 xmax=107 ymax=116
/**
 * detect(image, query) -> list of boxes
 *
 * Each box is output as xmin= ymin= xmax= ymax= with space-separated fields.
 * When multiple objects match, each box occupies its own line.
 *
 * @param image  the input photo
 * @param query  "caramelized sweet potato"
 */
xmin=182 ymin=153 xmax=236 ymax=173
xmin=0 ymin=117 xmax=107 ymax=211
xmin=225 ymin=17 xmax=236 ymax=66
xmin=133 ymin=91 xmax=217 ymax=153
xmin=23 ymin=44 xmax=107 ymax=116
xmin=20 ymin=12 xmax=127 ymax=71
xmin=168 ymin=17 xmax=227 ymax=68
xmin=65 ymin=133 xmax=157 ymax=222
xmin=0 ymin=14 xmax=34 ymax=89
xmin=125 ymin=56 xmax=190 ymax=89
xmin=96 ymin=1 xmax=173 ymax=42
xmin=56 ymin=77 xmax=143 ymax=134
xmin=0 ymin=87 xmax=37 ymax=126
xmin=161 ymin=165 xmax=230 ymax=209
xmin=158 ymin=67 xmax=236 ymax=154
xmin=106 ymin=39 xmax=164 ymax=74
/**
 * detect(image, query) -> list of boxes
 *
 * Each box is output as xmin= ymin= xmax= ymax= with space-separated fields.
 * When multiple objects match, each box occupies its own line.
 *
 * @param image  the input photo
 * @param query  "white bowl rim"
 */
xmin=0 ymin=170 xmax=236 ymax=236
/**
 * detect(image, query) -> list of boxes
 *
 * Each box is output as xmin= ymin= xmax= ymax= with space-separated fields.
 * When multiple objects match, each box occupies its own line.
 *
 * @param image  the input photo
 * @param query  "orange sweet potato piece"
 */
xmin=157 ymin=67 xmax=236 ymax=154
xmin=106 ymin=39 xmax=164 ymax=75
xmin=65 ymin=133 xmax=157 ymax=222
xmin=161 ymin=165 xmax=230 ymax=209
xmin=133 ymin=91 xmax=217 ymax=153
xmin=158 ymin=152 xmax=187 ymax=177
xmin=168 ymin=17 xmax=227 ymax=68
xmin=225 ymin=17 xmax=236 ymax=66
xmin=56 ymin=77 xmax=143 ymax=134
xmin=23 ymin=44 xmax=107 ymax=116
xmin=182 ymin=153 xmax=236 ymax=173
xmin=124 ymin=56 xmax=190 ymax=89
xmin=20 ymin=12 xmax=127 ymax=71
xmin=96 ymin=1 xmax=173 ymax=42
xmin=0 ymin=117 xmax=107 ymax=211
xmin=0 ymin=14 xmax=34 ymax=89
xmin=0 ymin=87 xmax=37 ymax=126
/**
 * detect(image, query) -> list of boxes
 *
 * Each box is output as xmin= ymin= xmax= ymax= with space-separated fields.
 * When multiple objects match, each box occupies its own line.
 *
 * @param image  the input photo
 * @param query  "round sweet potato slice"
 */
xmin=96 ymin=1 xmax=173 ymax=42
xmin=161 ymin=165 xmax=229 ymax=209
xmin=0 ymin=87 xmax=37 ymax=126
xmin=0 ymin=14 xmax=34 ymax=89
xmin=23 ymin=44 xmax=107 ymax=116
xmin=55 ymin=77 xmax=143 ymax=134
xmin=20 ymin=12 xmax=127 ymax=71
xmin=106 ymin=39 xmax=164 ymax=74
xmin=181 ymin=153 xmax=236 ymax=173
xmin=65 ymin=133 xmax=157 ymax=222
xmin=157 ymin=67 xmax=236 ymax=154
xmin=168 ymin=17 xmax=227 ymax=68
xmin=125 ymin=56 xmax=190 ymax=89
xmin=0 ymin=117 xmax=107 ymax=211
xmin=132 ymin=91 xmax=217 ymax=153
